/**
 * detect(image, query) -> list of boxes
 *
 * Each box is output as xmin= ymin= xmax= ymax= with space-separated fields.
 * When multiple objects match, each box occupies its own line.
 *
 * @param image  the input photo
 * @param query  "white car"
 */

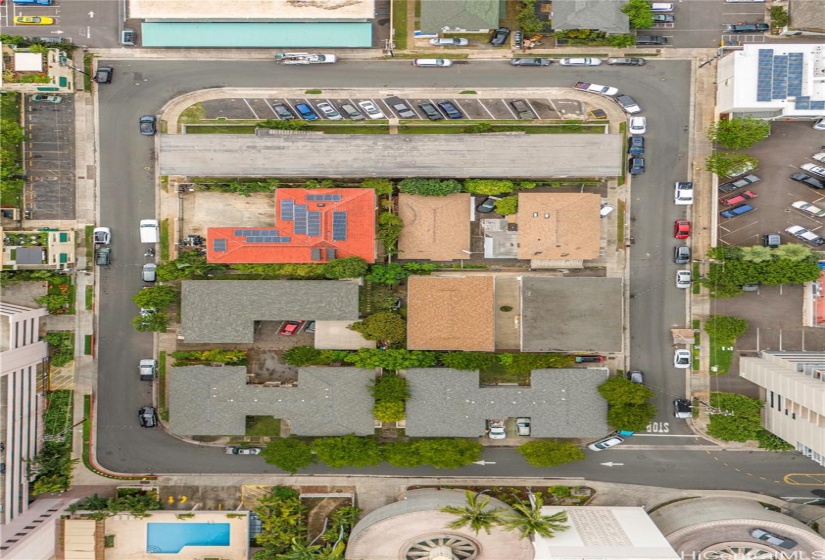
xmin=628 ymin=116 xmax=646 ymax=135
xmin=674 ymin=181 xmax=694 ymax=205
xmin=600 ymin=204 xmax=616 ymax=218
xmin=489 ymin=425 xmax=506 ymax=439
xmin=315 ymin=102 xmax=342 ymax=120
xmin=812 ymin=152 xmax=825 ymax=164
xmin=93 ymin=227 xmax=111 ymax=244
xmin=588 ymin=435 xmax=624 ymax=451
xmin=674 ymin=349 xmax=691 ymax=368
xmin=429 ymin=37 xmax=469 ymax=46
xmin=791 ymin=200 xmax=825 ymax=217
xmin=139 ymin=359 xmax=157 ymax=380
xmin=814 ymin=118 xmax=825 ymax=131
xmin=785 ymin=225 xmax=825 ymax=246
xmin=676 ymin=270 xmax=692 ymax=288
xmin=559 ymin=57 xmax=602 ymax=66
xmin=801 ymin=162 xmax=825 ymax=178
xmin=357 ymin=100 xmax=385 ymax=120
xmin=516 ymin=417 xmax=531 ymax=436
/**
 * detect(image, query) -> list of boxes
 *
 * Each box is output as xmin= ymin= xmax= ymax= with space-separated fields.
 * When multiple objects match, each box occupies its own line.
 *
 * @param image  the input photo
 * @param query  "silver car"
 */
xmin=315 ymin=102 xmax=342 ymax=120
xmin=429 ymin=37 xmax=469 ymax=46
xmin=357 ymin=100 xmax=385 ymax=120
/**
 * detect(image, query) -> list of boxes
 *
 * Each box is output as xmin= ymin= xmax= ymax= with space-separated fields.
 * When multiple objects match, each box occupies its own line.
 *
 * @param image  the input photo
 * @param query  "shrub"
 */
xmin=366 ymin=263 xmax=410 ymax=285
xmin=322 ymin=257 xmax=369 ymax=279
xmin=282 ymin=346 xmax=325 ymax=366
xmin=494 ymin=196 xmax=518 ymax=215
xmin=344 ymin=348 xmax=439 ymax=370
xmin=361 ymin=177 xmax=394 ymax=195
xmin=518 ymin=441 xmax=585 ymax=467
xmin=373 ymin=401 xmax=405 ymax=422
xmin=439 ymin=352 xmax=499 ymax=371
xmin=398 ymin=178 xmax=462 ymax=196
xmin=348 ymin=311 xmax=407 ymax=343
xmin=377 ymin=212 xmax=404 ymax=253
xmin=463 ymin=179 xmax=514 ymax=196
xmin=370 ymin=374 xmax=410 ymax=401
xmin=311 ymin=434 xmax=383 ymax=468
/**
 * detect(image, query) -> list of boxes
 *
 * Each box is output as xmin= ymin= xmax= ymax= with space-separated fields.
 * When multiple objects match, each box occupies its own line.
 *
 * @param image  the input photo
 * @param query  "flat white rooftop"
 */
xmin=131 ymin=0 xmax=374 ymax=20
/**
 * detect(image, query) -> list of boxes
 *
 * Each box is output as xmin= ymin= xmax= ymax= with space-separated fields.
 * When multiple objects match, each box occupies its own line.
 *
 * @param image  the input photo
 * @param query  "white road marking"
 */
xmin=477 ymin=99 xmax=496 ymax=119
xmin=242 ymin=98 xmax=260 ymax=120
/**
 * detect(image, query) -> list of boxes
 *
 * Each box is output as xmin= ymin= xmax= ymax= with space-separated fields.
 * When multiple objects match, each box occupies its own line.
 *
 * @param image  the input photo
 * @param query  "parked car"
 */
xmin=718 ymin=174 xmax=760 ymax=193
xmin=629 ymin=116 xmax=646 ymax=135
xmin=763 ymin=233 xmax=781 ymax=248
xmin=628 ymin=370 xmax=644 ymax=384
xmin=674 ymin=220 xmax=691 ymax=239
xmin=412 ymin=58 xmax=453 ymax=67
xmin=673 ymin=245 xmax=691 ymax=264
xmin=429 ymin=37 xmax=469 ymax=46
xmin=725 ymin=23 xmax=769 ymax=32
xmin=14 ymin=15 xmax=54 ymax=24
xmin=575 ymin=355 xmax=606 ymax=363
xmin=303 ymin=320 xmax=316 ymax=334
xmin=636 ymin=35 xmax=667 ymax=45
xmin=558 ymin=57 xmax=602 ymax=66
xmin=608 ymin=57 xmax=646 ymax=65
xmin=225 ymin=446 xmax=263 ymax=455
xmin=121 ymin=28 xmax=137 ymax=46
xmin=279 ymin=320 xmax=305 ymax=335
xmin=93 ymin=227 xmax=111 ymax=244
xmin=95 ymin=246 xmax=111 ymax=266
xmin=600 ymin=204 xmax=616 ymax=218
xmin=510 ymin=57 xmax=551 ymax=66
xmin=476 ymin=196 xmax=501 ymax=214
xmin=31 ymin=94 xmax=61 ymax=103
xmin=653 ymin=14 xmax=675 ymax=22
xmin=628 ymin=136 xmax=645 ymax=155
xmin=812 ymin=152 xmax=825 ymax=163
xmin=295 ymin=103 xmax=319 ymax=120
xmin=510 ymin=99 xmax=536 ymax=119
xmin=93 ymin=66 xmax=113 ymax=84
xmin=674 ymin=181 xmax=694 ymax=205
xmin=139 ymin=115 xmax=157 ymax=136
xmin=725 ymin=160 xmax=757 ymax=178
xmin=792 ymin=200 xmax=825 ymax=217
xmin=750 ymin=528 xmax=798 ymax=549
xmin=629 ymin=157 xmax=645 ymax=175
xmin=385 ymin=96 xmax=416 ymax=119
xmin=791 ymin=172 xmax=825 ymax=190
xmin=720 ymin=204 xmax=754 ymax=218
xmin=785 ymin=225 xmax=825 ymax=246
xmin=141 ymin=263 xmax=157 ymax=282
xmin=673 ymin=398 xmax=692 ymax=419
xmin=272 ymin=103 xmax=295 ymax=120
xmin=516 ymin=417 xmax=531 ymax=436
xmin=315 ymin=102 xmax=342 ymax=120
xmin=437 ymin=100 xmax=463 ymax=119
xmin=488 ymin=421 xmax=506 ymax=439
xmin=675 ymin=270 xmax=692 ymax=289
xmin=490 ymin=27 xmax=510 ymax=46
xmin=139 ymin=359 xmax=157 ymax=381
xmin=801 ymin=163 xmax=825 ymax=178
xmin=588 ymin=435 xmax=624 ymax=451
xmin=138 ymin=406 xmax=158 ymax=428
xmin=674 ymin=348 xmax=691 ymax=368
xmin=418 ymin=102 xmax=443 ymax=121
xmin=720 ymin=190 xmax=757 ymax=206
xmin=615 ymin=94 xmax=641 ymax=114
xmin=338 ymin=103 xmax=365 ymax=120
xmin=358 ymin=100 xmax=385 ymax=119
xmin=815 ymin=118 xmax=825 ymax=131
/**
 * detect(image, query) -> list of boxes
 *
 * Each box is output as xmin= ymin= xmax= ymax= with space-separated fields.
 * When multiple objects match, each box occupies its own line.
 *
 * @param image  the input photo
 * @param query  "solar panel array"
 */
xmin=795 ymin=97 xmax=825 ymax=111
xmin=307 ymin=211 xmax=321 ymax=237
xmin=332 ymin=212 xmax=348 ymax=241
xmin=307 ymin=194 xmax=342 ymax=201
xmin=293 ymin=205 xmax=308 ymax=235
xmin=233 ymin=229 xmax=291 ymax=243
xmin=280 ymin=199 xmax=294 ymax=221
xmin=757 ymin=49 xmax=814 ymax=104
xmin=212 ymin=239 xmax=227 ymax=252
xmin=756 ymin=49 xmax=773 ymax=102
xmin=787 ymin=53 xmax=803 ymax=96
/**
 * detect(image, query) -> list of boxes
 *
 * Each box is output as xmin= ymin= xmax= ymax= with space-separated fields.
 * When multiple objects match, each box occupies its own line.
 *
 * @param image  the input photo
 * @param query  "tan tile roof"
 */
xmin=397 ymin=194 xmax=471 ymax=261
xmin=407 ymin=275 xmax=495 ymax=351
xmin=517 ymin=193 xmax=601 ymax=260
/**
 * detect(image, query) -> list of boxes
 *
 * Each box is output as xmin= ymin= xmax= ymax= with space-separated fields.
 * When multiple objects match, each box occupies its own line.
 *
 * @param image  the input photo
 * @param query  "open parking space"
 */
xmin=24 ymin=93 xmax=76 ymax=220
xmin=655 ymin=0 xmax=766 ymax=48
xmin=717 ymin=122 xmax=825 ymax=248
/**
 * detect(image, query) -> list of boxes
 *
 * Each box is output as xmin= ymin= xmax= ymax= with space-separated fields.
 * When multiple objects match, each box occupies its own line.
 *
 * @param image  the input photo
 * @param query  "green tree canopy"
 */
xmin=494 ymin=196 xmax=519 ymax=215
xmin=517 ymin=441 xmax=585 ymax=467
xmin=708 ymin=117 xmax=770 ymax=149
xmin=348 ymin=311 xmax=407 ymax=343
xmin=621 ymin=0 xmax=654 ymax=28
xmin=132 ymin=285 xmax=178 ymax=310
xmin=311 ymin=434 xmax=383 ymax=468
xmin=498 ymin=494 xmax=569 ymax=539
xmin=157 ymin=251 xmax=227 ymax=281
xmin=772 ymin=243 xmax=813 ymax=261
xmin=414 ymin=438 xmax=483 ymax=469
xmin=343 ymin=348 xmax=439 ymax=369
xmin=463 ymin=179 xmax=514 ymax=196
xmin=361 ymin=177 xmax=394 ymax=195
xmin=597 ymin=376 xmax=654 ymax=405
xmin=439 ymin=351 xmax=500 ymax=371
xmin=704 ymin=315 xmax=749 ymax=344
xmin=370 ymin=374 xmax=410 ymax=401
xmin=607 ymin=403 xmax=657 ymax=432
xmin=282 ymin=346 xmax=325 ymax=366
xmin=365 ymin=263 xmax=411 ymax=285
xmin=131 ymin=312 xmax=169 ymax=332
xmin=253 ymin=486 xmax=307 ymax=554
xmin=607 ymin=34 xmax=636 ymax=47
xmin=398 ymin=178 xmax=463 ymax=196
xmin=322 ymin=257 xmax=369 ymax=279
xmin=440 ymin=490 xmax=507 ymax=535
xmin=517 ymin=0 xmax=545 ymax=35
xmin=740 ymin=245 xmax=773 ymax=263
xmin=261 ymin=438 xmax=316 ymax=474
xmin=382 ymin=441 xmax=422 ymax=467
xmin=373 ymin=401 xmax=405 ymax=422
xmin=705 ymin=152 xmax=758 ymax=177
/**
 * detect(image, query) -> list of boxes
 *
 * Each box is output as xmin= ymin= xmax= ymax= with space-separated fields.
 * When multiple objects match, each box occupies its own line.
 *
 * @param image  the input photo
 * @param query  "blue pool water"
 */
xmin=146 ymin=522 xmax=230 ymax=553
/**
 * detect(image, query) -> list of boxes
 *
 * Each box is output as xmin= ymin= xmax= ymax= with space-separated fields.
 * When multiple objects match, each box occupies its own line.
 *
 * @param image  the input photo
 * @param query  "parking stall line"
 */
xmin=545 ymin=98 xmax=560 ymax=116
xmin=264 ymin=100 xmax=279 ymax=117
xmin=524 ymin=100 xmax=543 ymax=119
xmin=242 ymin=98 xmax=260 ymax=120
xmin=503 ymin=101 xmax=519 ymax=119
xmin=451 ymin=99 xmax=469 ymax=117
xmin=477 ymin=100 xmax=496 ymax=120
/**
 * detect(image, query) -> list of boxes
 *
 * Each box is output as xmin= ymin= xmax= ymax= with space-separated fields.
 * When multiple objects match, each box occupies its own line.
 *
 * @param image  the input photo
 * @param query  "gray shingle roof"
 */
xmin=404 ymin=368 xmax=609 ymax=438
xmin=553 ymin=0 xmax=630 ymax=34
xmin=789 ymin=0 xmax=825 ymax=31
xmin=521 ymin=277 xmax=623 ymax=353
xmin=168 ymin=366 xmax=375 ymax=436
xmin=419 ymin=0 xmax=501 ymax=34
xmin=181 ymin=280 xmax=360 ymax=343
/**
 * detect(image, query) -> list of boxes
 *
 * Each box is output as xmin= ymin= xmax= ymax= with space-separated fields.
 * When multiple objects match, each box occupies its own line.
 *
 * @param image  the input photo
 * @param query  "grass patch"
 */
xmin=84 ymin=225 xmax=94 ymax=270
xmin=392 ymin=0 xmax=408 ymax=50
xmin=708 ymin=339 xmax=733 ymax=375
xmin=45 ymin=332 xmax=74 ymax=367
xmin=692 ymin=262 xmax=701 ymax=294
xmin=179 ymin=102 xmax=206 ymax=124
xmin=83 ymin=334 xmax=92 ymax=355
xmin=160 ymin=219 xmax=170 ymax=261
xmin=460 ymin=90 xmax=477 ymax=94
xmin=83 ymin=54 xmax=93 ymax=91
xmin=305 ymin=89 xmax=322 ymax=94
xmin=85 ymin=285 xmax=93 ymax=310
xmin=186 ymin=125 xmax=257 ymax=134
xmin=692 ymin=320 xmax=701 ymax=371
xmin=398 ymin=123 xmax=605 ymax=134
xmin=245 ymin=416 xmax=281 ymax=437
xmin=617 ymin=200 xmax=626 ymax=244
xmin=479 ymin=362 xmax=530 ymax=385
xmin=157 ymin=351 xmax=168 ymax=421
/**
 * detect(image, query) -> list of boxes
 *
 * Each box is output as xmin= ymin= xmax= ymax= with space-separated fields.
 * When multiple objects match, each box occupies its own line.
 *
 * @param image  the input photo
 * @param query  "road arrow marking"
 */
xmin=88 ymin=11 xmax=95 ymax=17
xmin=51 ymin=30 xmax=64 ymax=34
xmin=473 ymin=460 xmax=497 ymax=466
xmin=600 ymin=462 xmax=624 ymax=467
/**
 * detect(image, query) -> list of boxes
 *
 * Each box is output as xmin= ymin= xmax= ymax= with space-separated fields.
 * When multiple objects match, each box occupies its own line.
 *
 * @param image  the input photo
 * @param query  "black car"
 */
xmin=476 ymin=196 xmax=501 ymax=214
xmin=725 ymin=23 xmax=769 ymax=32
xmin=636 ymin=35 xmax=668 ymax=45
xmin=607 ymin=57 xmax=646 ymax=66
xmin=510 ymin=57 xmax=551 ymax=66
xmin=674 ymin=398 xmax=692 ymax=419
xmin=95 ymin=246 xmax=111 ymax=266
xmin=437 ymin=100 xmax=463 ymax=119
xmin=138 ymin=406 xmax=158 ymax=428
xmin=93 ymin=66 xmax=113 ymax=84
xmin=510 ymin=100 xmax=536 ymax=119
xmin=791 ymin=172 xmax=825 ymax=190
xmin=673 ymin=245 xmax=690 ymax=264
xmin=418 ymin=102 xmax=443 ymax=121
xmin=628 ymin=136 xmax=645 ymax=155
xmin=653 ymin=14 xmax=675 ymax=23
xmin=718 ymin=174 xmax=760 ymax=193
xmin=139 ymin=115 xmax=157 ymax=136
xmin=272 ymin=103 xmax=295 ymax=120
xmin=629 ymin=157 xmax=645 ymax=175
xmin=490 ymin=27 xmax=511 ymax=47
xmin=386 ymin=96 xmax=416 ymax=119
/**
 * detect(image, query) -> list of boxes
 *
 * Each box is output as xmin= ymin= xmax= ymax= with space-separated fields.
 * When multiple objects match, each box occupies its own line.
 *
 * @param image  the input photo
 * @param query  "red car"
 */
xmin=674 ymin=220 xmax=691 ymax=239
xmin=279 ymin=321 xmax=305 ymax=336
xmin=720 ymin=190 xmax=758 ymax=207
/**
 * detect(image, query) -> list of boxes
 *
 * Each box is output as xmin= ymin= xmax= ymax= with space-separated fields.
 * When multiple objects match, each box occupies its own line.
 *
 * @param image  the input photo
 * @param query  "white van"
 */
xmin=139 ymin=219 xmax=159 ymax=244
xmin=650 ymin=2 xmax=674 ymax=11
xmin=412 ymin=58 xmax=453 ymax=68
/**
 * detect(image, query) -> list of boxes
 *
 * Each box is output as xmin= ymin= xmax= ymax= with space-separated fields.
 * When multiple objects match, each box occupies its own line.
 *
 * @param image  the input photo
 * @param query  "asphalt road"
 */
xmin=93 ymin=59 xmax=819 ymax=495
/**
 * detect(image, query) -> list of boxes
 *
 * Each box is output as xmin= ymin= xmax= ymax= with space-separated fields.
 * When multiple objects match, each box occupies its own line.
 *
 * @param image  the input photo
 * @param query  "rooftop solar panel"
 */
xmin=307 ymin=194 xmax=342 ymax=201
xmin=212 ymin=239 xmax=227 ymax=252
xmin=294 ymin=205 xmax=308 ymax=235
xmin=280 ymin=199 xmax=295 ymax=221
xmin=771 ymin=55 xmax=788 ymax=100
xmin=757 ymin=49 xmax=774 ymax=102
xmin=812 ymin=101 xmax=825 ymax=110
xmin=307 ymin=211 xmax=321 ymax=237
xmin=332 ymin=211 xmax=348 ymax=241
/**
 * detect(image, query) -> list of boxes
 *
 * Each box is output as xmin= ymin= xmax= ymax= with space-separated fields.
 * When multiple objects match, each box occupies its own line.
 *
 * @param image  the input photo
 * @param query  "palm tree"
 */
xmin=439 ymin=490 xmax=507 ymax=535
xmin=498 ymin=494 xmax=569 ymax=539
xmin=278 ymin=537 xmax=323 ymax=560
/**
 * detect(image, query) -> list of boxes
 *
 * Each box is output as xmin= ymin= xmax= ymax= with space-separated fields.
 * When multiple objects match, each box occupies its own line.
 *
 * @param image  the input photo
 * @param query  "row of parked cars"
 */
xmin=271 ymin=97 xmax=465 ymax=121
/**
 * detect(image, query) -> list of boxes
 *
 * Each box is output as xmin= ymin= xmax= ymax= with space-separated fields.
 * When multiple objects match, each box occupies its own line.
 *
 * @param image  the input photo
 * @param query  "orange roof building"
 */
xmin=207 ymin=188 xmax=376 ymax=264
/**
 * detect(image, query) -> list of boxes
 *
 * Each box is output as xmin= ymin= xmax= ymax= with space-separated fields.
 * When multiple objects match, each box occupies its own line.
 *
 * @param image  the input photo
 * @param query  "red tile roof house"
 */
xmin=207 ymin=188 xmax=376 ymax=264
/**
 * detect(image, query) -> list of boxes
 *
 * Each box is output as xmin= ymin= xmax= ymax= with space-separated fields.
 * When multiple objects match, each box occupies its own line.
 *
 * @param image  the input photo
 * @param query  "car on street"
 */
xmin=792 ymin=200 xmax=825 ymax=217
xmin=629 ymin=116 xmax=646 ymax=135
xmin=138 ymin=406 xmax=158 ymax=428
xmin=791 ymin=172 xmax=825 ymax=190
xmin=14 ymin=15 xmax=54 ymax=24
xmin=575 ymin=356 xmax=605 ymax=363
xmin=385 ymin=97 xmax=416 ymax=119
xmin=95 ymin=246 xmax=111 ymax=266
xmin=272 ymin=103 xmax=295 ymax=120
xmin=629 ymin=157 xmax=645 ymax=175
xmin=490 ymin=27 xmax=510 ymax=46
xmin=476 ymin=196 xmax=501 ymax=213
xmin=510 ymin=99 xmax=536 ymax=119
xmin=673 ymin=245 xmax=690 ymax=264
xmin=801 ymin=163 xmax=825 ymax=178
xmin=636 ymin=35 xmax=667 ymax=45
xmin=139 ymin=115 xmax=157 ymax=136
xmin=718 ymin=174 xmax=760 ymax=193
xmin=225 ymin=446 xmax=263 ymax=455
xmin=142 ymin=263 xmax=157 ymax=282
xmin=607 ymin=57 xmax=646 ymax=66
xmin=815 ymin=118 xmax=825 ymax=131
xmin=294 ymin=103 xmax=319 ymax=120
xmin=315 ymin=102 xmax=342 ymax=120
xmin=412 ymin=58 xmax=453 ymax=67
xmin=674 ymin=348 xmax=691 ymax=368
xmin=785 ymin=225 xmax=825 ymax=246
xmin=418 ymin=102 xmax=443 ymax=121
xmin=437 ymin=100 xmax=463 ymax=119
xmin=653 ymin=14 xmax=675 ymax=22
xmin=750 ymin=528 xmax=798 ymax=549
xmin=357 ymin=100 xmax=385 ymax=119
xmin=720 ymin=204 xmax=754 ymax=218
xmin=93 ymin=66 xmax=113 ymax=84
xmin=93 ymin=227 xmax=111 ymax=244
xmin=615 ymin=94 xmax=641 ymax=114
xmin=140 ymin=307 xmax=157 ymax=317
xmin=279 ymin=320 xmax=305 ymax=335
xmin=516 ymin=417 xmax=531 ymax=436
xmin=674 ymin=398 xmax=692 ymax=419
xmin=31 ymin=94 xmax=61 ymax=103
xmin=510 ymin=57 xmax=551 ymax=66
xmin=139 ymin=359 xmax=157 ymax=381
xmin=812 ymin=152 xmax=825 ymax=163
xmin=720 ymin=190 xmax=757 ymax=206
xmin=675 ymin=270 xmax=692 ymax=288
xmin=725 ymin=23 xmax=769 ymax=32
xmin=628 ymin=370 xmax=644 ymax=384
xmin=338 ymin=103 xmax=364 ymax=120
xmin=674 ymin=220 xmax=691 ymax=239
xmin=430 ymin=37 xmax=469 ymax=46
xmin=674 ymin=181 xmax=694 ymax=205
xmin=558 ymin=57 xmax=602 ymax=66
xmin=588 ymin=435 xmax=624 ymax=451
xmin=628 ymin=136 xmax=645 ymax=155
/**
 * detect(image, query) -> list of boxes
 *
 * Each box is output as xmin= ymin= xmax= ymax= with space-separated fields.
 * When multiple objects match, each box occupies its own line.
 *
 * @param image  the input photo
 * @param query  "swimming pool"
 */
xmin=146 ymin=522 xmax=230 ymax=553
